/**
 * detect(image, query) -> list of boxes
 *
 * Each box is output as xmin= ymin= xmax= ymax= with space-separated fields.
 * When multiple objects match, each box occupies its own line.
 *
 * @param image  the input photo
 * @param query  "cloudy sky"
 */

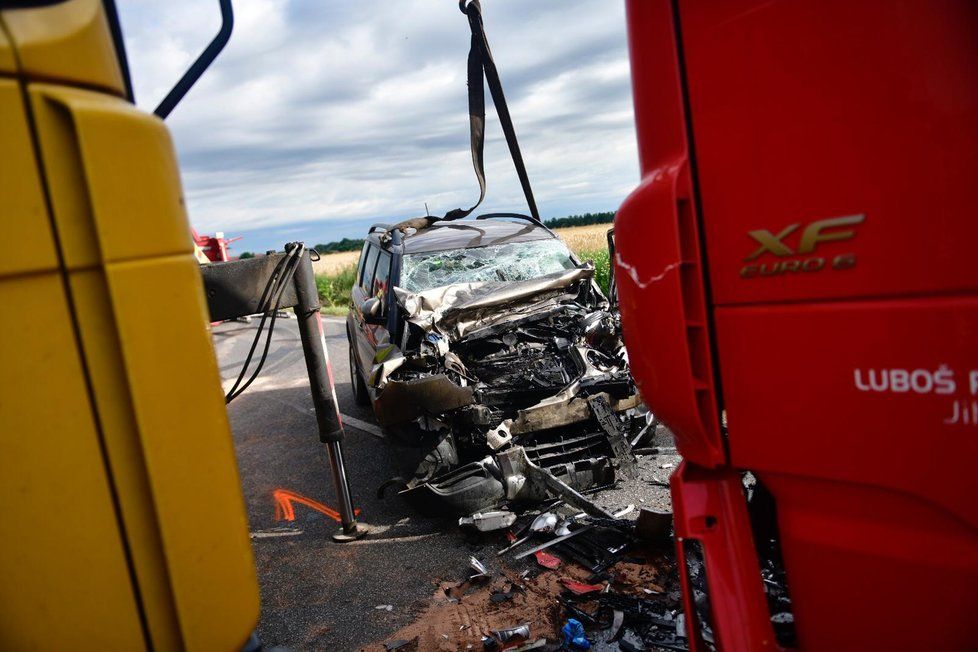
xmin=117 ymin=0 xmax=639 ymax=254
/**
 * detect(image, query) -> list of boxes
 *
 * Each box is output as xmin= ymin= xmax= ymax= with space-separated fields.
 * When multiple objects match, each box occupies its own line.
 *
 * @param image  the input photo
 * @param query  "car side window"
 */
xmin=354 ymin=242 xmax=370 ymax=288
xmin=359 ymin=244 xmax=379 ymax=291
xmin=373 ymin=250 xmax=391 ymax=300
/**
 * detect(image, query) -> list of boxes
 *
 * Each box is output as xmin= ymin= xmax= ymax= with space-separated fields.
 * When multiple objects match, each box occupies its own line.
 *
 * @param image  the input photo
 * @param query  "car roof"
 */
xmin=370 ymin=219 xmax=559 ymax=254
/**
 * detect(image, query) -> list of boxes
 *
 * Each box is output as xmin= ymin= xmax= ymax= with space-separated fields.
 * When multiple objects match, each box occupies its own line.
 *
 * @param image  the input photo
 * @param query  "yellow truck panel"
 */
xmin=1 ymin=2 xmax=261 ymax=649
xmin=0 ymin=80 xmax=58 ymax=277
xmin=29 ymin=84 xmax=198 ymax=268
xmin=68 ymin=267 xmax=184 ymax=651
xmin=0 ymin=17 xmax=14 ymax=73
xmin=102 ymin=255 xmax=260 ymax=650
xmin=2 ymin=0 xmax=124 ymax=96
xmin=0 ymin=273 xmax=147 ymax=650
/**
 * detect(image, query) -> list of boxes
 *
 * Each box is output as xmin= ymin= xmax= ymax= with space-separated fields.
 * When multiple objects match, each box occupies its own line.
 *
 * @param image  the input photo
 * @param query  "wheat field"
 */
xmin=550 ymin=223 xmax=611 ymax=254
xmin=311 ymin=249 xmax=361 ymax=275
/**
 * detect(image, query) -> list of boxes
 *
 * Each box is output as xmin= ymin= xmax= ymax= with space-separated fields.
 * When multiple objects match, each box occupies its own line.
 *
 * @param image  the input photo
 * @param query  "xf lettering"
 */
xmin=745 ymin=214 xmax=865 ymax=261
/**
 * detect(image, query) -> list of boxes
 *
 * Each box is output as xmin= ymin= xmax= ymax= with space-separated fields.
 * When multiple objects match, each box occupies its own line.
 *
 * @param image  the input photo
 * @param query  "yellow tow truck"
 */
xmin=1 ymin=0 xmax=259 ymax=648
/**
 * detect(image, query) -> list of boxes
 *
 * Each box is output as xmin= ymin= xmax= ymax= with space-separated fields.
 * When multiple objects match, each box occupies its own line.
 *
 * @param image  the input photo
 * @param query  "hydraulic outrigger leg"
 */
xmin=200 ymin=242 xmax=367 ymax=541
xmin=290 ymin=244 xmax=365 ymax=541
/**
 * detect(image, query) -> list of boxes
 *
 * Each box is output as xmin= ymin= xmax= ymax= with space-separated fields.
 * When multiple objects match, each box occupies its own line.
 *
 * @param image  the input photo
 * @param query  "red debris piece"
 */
xmin=534 ymin=551 xmax=562 ymax=569
xmin=560 ymin=579 xmax=605 ymax=595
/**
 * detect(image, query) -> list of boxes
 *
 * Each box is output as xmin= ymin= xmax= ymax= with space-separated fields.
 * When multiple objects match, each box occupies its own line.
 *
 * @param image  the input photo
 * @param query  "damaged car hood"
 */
xmin=394 ymin=266 xmax=594 ymax=341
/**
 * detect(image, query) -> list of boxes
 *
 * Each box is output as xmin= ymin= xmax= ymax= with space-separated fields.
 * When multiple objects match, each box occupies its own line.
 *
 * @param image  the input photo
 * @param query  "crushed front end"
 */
xmin=370 ymin=265 xmax=645 ymax=516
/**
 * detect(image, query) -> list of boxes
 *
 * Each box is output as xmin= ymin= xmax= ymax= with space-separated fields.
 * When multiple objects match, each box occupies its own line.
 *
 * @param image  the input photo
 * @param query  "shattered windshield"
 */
xmin=401 ymin=238 xmax=577 ymax=292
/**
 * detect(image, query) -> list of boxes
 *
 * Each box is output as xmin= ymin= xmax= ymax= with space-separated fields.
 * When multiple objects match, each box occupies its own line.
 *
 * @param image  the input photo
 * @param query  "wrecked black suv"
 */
xmin=347 ymin=215 xmax=644 ymax=517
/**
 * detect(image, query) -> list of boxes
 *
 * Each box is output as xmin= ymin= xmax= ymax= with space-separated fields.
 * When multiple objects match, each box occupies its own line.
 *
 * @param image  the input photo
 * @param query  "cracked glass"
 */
xmin=401 ymin=239 xmax=577 ymax=292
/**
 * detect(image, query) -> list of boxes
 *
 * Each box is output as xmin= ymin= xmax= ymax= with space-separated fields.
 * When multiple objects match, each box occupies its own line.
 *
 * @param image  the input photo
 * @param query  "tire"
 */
xmin=349 ymin=338 xmax=370 ymax=406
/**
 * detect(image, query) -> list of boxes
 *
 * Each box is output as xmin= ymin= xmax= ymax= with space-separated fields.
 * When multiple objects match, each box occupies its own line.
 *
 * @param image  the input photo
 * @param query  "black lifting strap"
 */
xmin=438 ymin=1 xmax=542 ymax=226
xmin=453 ymin=0 xmax=539 ymax=222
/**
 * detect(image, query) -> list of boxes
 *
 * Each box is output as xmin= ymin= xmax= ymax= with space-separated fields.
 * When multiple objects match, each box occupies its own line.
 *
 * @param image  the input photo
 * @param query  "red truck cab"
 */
xmin=616 ymin=1 xmax=978 ymax=649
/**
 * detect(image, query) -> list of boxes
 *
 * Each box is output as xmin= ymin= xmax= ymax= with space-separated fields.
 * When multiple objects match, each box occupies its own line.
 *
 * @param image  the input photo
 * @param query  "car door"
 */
xmin=362 ymin=249 xmax=393 ymax=385
xmin=351 ymin=242 xmax=378 ymax=376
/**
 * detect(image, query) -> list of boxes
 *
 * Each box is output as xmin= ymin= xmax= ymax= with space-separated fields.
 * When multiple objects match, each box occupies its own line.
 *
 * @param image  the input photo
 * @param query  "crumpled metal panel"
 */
xmin=395 ymin=266 xmax=595 ymax=340
xmin=374 ymin=375 xmax=475 ymax=426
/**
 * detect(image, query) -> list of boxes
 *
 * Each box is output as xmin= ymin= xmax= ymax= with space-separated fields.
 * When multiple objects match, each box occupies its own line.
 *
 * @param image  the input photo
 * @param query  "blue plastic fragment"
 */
xmin=561 ymin=618 xmax=591 ymax=650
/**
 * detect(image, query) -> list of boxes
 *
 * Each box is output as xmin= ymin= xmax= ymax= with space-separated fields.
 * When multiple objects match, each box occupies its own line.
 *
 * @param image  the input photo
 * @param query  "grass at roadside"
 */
xmin=577 ymin=247 xmax=610 ymax=295
xmin=316 ymin=265 xmax=357 ymax=313
xmin=314 ymin=223 xmax=614 ymax=312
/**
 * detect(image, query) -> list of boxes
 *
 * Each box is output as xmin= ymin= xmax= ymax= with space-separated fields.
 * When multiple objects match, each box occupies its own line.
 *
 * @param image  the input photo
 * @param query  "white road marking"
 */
xmin=250 ymin=528 xmax=304 ymax=539
xmin=342 ymin=532 xmax=442 ymax=546
xmin=340 ymin=413 xmax=385 ymax=439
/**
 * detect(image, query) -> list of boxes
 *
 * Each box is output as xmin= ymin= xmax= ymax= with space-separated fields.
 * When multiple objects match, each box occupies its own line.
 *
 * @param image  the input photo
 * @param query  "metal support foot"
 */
xmin=325 ymin=441 xmax=367 ymax=541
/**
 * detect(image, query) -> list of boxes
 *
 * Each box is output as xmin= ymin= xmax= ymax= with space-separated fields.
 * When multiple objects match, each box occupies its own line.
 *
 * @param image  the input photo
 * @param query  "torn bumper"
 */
xmin=403 ymin=446 xmax=617 ymax=518
xmin=373 ymin=375 xmax=474 ymax=426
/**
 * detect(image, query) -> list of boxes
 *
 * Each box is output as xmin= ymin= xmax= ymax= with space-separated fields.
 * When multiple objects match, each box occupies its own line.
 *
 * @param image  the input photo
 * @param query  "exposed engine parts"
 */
xmin=368 ymin=266 xmax=646 ymax=516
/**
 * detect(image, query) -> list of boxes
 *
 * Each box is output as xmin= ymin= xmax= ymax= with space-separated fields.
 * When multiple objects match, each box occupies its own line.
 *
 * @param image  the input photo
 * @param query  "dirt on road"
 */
xmin=362 ymin=550 xmax=674 ymax=652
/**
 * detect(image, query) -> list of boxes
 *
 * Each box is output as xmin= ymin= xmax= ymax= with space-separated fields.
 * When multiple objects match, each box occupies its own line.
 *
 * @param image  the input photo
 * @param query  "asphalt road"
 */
xmin=212 ymin=314 xmax=676 ymax=651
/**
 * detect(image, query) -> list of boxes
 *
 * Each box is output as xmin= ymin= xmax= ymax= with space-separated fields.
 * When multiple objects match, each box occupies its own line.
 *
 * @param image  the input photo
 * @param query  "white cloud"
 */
xmin=116 ymin=0 xmax=639 ymax=249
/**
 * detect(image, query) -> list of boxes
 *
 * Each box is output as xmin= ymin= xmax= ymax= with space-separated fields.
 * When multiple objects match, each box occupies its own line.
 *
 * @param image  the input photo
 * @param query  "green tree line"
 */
xmin=312 ymin=237 xmax=366 ymax=254
xmin=237 ymin=211 xmax=616 ymax=258
xmin=542 ymin=211 xmax=615 ymax=229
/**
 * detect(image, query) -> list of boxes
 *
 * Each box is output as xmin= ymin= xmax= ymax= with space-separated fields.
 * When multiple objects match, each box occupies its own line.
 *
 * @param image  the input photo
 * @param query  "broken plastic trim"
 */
xmin=402 ymin=446 xmax=616 ymax=518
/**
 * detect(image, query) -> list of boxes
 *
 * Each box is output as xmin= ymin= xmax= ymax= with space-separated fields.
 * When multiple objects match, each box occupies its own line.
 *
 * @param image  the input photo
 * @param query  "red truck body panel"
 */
xmin=617 ymin=1 xmax=978 ymax=649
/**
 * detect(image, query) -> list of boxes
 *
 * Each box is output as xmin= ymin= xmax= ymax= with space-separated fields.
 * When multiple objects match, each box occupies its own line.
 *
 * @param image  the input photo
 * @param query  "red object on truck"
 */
xmin=193 ymin=228 xmax=242 ymax=262
xmin=616 ymin=1 xmax=978 ymax=650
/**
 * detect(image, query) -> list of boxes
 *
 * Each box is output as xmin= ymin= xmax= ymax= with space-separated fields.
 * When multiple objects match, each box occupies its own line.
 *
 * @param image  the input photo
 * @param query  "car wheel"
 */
xmin=349 ymin=341 xmax=370 ymax=406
